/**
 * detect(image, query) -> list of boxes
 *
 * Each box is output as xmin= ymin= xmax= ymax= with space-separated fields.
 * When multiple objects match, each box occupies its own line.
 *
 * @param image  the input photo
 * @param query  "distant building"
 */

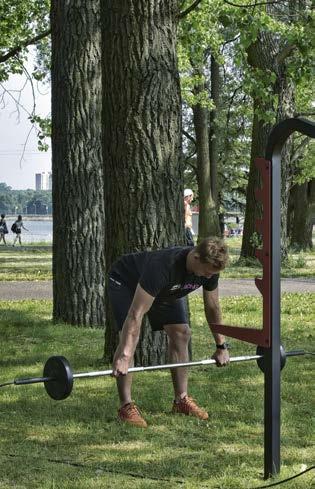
xmin=35 ymin=173 xmax=42 ymax=190
xmin=35 ymin=172 xmax=52 ymax=191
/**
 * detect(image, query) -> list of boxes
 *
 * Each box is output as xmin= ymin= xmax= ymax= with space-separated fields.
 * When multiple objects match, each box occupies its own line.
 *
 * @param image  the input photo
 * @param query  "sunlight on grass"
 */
xmin=0 ymin=242 xmax=314 ymax=281
xmin=0 ymin=296 xmax=314 ymax=488
xmin=0 ymin=247 xmax=52 ymax=281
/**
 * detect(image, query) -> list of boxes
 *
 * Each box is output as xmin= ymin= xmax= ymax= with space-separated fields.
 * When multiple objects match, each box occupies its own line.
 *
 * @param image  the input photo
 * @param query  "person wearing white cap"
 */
xmin=184 ymin=189 xmax=194 ymax=246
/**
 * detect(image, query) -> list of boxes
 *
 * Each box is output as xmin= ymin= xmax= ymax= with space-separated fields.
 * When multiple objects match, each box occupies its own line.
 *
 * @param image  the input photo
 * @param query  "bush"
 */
xmin=284 ymin=253 xmax=307 ymax=269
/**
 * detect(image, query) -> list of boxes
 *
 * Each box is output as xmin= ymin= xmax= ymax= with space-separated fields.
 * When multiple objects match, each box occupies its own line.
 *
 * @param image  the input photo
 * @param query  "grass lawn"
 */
xmin=1 ymin=239 xmax=314 ymax=281
xmin=0 ymin=294 xmax=314 ymax=488
xmin=224 ymin=237 xmax=315 ymax=279
xmin=0 ymin=245 xmax=52 ymax=281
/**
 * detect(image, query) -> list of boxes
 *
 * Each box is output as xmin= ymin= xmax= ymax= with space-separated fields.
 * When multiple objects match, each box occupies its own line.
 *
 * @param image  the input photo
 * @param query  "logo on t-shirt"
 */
xmin=182 ymin=283 xmax=201 ymax=291
xmin=170 ymin=284 xmax=181 ymax=291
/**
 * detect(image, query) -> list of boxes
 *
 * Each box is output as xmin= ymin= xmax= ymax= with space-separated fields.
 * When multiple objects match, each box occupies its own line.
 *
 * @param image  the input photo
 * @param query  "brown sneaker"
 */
xmin=118 ymin=402 xmax=148 ymax=428
xmin=172 ymin=395 xmax=209 ymax=420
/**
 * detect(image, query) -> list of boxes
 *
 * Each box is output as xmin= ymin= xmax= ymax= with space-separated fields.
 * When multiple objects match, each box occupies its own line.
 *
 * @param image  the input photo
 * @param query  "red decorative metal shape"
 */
xmin=211 ymin=158 xmax=271 ymax=347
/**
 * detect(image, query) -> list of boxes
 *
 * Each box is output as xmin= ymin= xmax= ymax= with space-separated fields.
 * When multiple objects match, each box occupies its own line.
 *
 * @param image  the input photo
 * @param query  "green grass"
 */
xmin=0 ymin=295 xmax=314 ymax=488
xmin=224 ymin=237 xmax=315 ymax=279
xmin=0 ymin=245 xmax=52 ymax=281
xmin=1 ymin=240 xmax=314 ymax=281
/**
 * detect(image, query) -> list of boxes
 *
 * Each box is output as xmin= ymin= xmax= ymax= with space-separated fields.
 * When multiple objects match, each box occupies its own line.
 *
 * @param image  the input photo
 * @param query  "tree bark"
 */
xmin=275 ymin=72 xmax=295 ymax=259
xmin=51 ymin=1 xmax=105 ymax=326
xmin=288 ymin=179 xmax=314 ymax=250
xmin=102 ymin=0 xmax=184 ymax=365
xmin=192 ymin=69 xmax=220 ymax=240
xmin=209 ymin=55 xmax=220 ymax=206
xmin=193 ymin=101 xmax=220 ymax=239
xmin=241 ymin=98 xmax=272 ymax=258
xmin=241 ymin=31 xmax=295 ymax=260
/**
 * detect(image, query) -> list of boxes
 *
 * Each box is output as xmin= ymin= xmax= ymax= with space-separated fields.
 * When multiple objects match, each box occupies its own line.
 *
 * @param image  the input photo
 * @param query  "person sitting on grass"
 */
xmin=109 ymin=236 xmax=230 ymax=428
xmin=12 ymin=215 xmax=28 ymax=247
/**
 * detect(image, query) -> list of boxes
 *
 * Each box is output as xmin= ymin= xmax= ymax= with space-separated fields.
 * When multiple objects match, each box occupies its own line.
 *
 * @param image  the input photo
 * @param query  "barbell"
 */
xmin=0 ymin=346 xmax=309 ymax=401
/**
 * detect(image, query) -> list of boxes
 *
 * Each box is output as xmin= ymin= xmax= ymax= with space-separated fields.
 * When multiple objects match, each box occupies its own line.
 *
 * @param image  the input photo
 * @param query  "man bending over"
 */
xmin=109 ymin=236 xmax=230 ymax=427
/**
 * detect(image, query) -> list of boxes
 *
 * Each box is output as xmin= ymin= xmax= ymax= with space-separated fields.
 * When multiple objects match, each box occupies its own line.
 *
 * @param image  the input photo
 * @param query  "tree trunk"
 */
xmin=241 ymin=31 xmax=295 ymax=260
xmin=102 ymin=0 xmax=183 ymax=365
xmin=51 ymin=1 xmax=105 ymax=326
xmin=288 ymin=179 xmax=314 ymax=250
xmin=209 ymin=55 xmax=220 ymax=206
xmin=192 ymin=71 xmax=220 ymax=240
xmin=275 ymin=73 xmax=295 ymax=259
xmin=241 ymin=99 xmax=272 ymax=257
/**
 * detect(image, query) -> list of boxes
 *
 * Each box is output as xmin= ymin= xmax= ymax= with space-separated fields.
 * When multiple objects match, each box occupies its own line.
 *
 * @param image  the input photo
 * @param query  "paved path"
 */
xmin=0 ymin=278 xmax=314 ymax=301
xmin=218 ymin=278 xmax=315 ymax=296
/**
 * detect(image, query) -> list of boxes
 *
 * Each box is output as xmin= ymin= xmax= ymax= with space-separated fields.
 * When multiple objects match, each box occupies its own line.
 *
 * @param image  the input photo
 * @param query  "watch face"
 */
xmin=217 ymin=343 xmax=229 ymax=350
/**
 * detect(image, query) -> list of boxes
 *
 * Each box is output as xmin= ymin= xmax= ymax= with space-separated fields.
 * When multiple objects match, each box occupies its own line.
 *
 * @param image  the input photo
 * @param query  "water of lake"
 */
xmin=5 ymin=219 xmax=53 ymax=243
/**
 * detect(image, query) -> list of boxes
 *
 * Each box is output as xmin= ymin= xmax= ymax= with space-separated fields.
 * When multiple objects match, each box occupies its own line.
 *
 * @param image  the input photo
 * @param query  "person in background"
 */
xmin=0 ymin=214 xmax=8 ymax=245
xmin=12 ymin=215 xmax=28 ymax=246
xmin=184 ymin=188 xmax=195 ymax=246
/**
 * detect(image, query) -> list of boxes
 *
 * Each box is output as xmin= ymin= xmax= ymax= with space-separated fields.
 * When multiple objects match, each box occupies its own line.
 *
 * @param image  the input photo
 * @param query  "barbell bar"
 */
xmin=0 ymin=347 xmax=309 ymax=401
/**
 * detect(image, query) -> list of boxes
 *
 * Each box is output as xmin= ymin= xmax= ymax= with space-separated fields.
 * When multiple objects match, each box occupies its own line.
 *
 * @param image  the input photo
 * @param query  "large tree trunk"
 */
xmin=209 ymin=55 xmax=220 ymax=206
xmin=288 ymin=179 xmax=315 ymax=250
xmin=51 ymin=1 xmax=105 ymax=326
xmin=241 ymin=31 xmax=294 ymax=260
xmin=241 ymin=99 xmax=272 ymax=258
xmin=102 ymin=0 xmax=183 ymax=365
xmin=192 ymin=70 xmax=220 ymax=240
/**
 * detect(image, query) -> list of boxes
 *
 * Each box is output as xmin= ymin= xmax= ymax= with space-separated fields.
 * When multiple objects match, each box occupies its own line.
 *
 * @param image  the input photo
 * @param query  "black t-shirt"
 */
xmin=110 ymin=246 xmax=219 ymax=303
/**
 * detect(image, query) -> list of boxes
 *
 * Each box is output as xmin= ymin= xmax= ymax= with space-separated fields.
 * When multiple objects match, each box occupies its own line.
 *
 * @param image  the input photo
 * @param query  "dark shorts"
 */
xmin=108 ymin=275 xmax=189 ymax=332
xmin=185 ymin=227 xmax=194 ymax=246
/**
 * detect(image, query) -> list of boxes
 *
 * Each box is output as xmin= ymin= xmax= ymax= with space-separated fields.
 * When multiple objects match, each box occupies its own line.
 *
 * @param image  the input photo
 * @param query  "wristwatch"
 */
xmin=216 ymin=342 xmax=229 ymax=350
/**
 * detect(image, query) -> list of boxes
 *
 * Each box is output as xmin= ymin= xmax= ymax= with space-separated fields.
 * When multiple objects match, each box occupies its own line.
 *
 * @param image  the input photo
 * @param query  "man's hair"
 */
xmin=0 ymin=214 xmax=4 ymax=219
xmin=194 ymin=237 xmax=228 ymax=271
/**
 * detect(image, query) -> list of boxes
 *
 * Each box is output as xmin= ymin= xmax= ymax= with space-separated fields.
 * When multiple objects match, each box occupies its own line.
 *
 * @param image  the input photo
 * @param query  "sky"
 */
xmin=0 ymin=67 xmax=52 ymax=190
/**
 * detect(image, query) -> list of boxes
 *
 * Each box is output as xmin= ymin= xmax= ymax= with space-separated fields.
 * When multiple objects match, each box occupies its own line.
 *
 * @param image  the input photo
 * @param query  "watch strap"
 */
xmin=216 ymin=342 xmax=229 ymax=350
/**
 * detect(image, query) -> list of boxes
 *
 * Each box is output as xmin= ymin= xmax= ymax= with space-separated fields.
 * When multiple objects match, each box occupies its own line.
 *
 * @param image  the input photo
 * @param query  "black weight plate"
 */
xmin=43 ymin=356 xmax=73 ymax=400
xmin=256 ymin=345 xmax=287 ymax=373
xmin=256 ymin=346 xmax=265 ymax=372
xmin=280 ymin=344 xmax=287 ymax=371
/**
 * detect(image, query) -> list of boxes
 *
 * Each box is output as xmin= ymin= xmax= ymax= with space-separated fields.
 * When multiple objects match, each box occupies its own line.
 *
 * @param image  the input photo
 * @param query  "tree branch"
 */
xmin=179 ymin=0 xmax=203 ymax=19
xmin=186 ymin=149 xmax=197 ymax=160
xmin=275 ymin=43 xmax=296 ymax=65
xmin=290 ymin=136 xmax=310 ymax=166
xmin=294 ymin=110 xmax=315 ymax=118
xmin=223 ymin=34 xmax=240 ymax=46
xmin=0 ymin=62 xmax=44 ymax=168
xmin=223 ymin=0 xmax=286 ymax=7
xmin=184 ymin=157 xmax=197 ymax=172
xmin=182 ymin=129 xmax=196 ymax=146
xmin=0 ymin=29 xmax=51 ymax=63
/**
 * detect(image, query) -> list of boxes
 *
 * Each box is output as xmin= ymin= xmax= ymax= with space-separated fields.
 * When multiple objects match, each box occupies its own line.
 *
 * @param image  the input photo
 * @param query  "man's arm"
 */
xmin=203 ymin=288 xmax=230 ymax=366
xmin=112 ymin=284 xmax=155 ymax=377
xmin=184 ymin=200 xmax=188 ymax=225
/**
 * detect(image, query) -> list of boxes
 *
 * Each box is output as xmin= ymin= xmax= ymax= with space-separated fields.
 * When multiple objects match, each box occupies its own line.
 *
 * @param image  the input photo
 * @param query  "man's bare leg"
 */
xmin=116 ymin=358 xmax=134 ymax=408
xmin=164 ymin=323 xmax=190 ymax=400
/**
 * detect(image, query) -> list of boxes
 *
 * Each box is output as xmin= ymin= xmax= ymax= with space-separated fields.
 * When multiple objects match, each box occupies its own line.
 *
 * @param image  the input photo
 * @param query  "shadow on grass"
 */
xmin=0 ymin=296 xmax=313 ymax=488
xmin=0 ymin=359 xmax=313 ymax=486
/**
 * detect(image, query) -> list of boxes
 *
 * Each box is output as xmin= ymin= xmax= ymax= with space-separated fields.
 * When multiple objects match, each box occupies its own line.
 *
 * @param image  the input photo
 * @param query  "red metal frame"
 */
xmin=211 ymin=158 xmax=271 ymax=347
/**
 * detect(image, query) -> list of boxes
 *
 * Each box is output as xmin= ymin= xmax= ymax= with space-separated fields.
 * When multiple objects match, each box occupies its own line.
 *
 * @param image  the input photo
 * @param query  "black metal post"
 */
xmin=263 ymin=154 xmax=281 ymax=479
xmin=264 ymin=118 xmax=315 ymax=479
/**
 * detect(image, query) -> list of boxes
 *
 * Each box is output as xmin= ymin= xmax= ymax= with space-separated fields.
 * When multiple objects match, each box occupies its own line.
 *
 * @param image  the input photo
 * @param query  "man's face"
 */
xmin=185 ymin=194 xmax=193 ymax=204
xmin=192 ymin=255 xmax=219 ymax=278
